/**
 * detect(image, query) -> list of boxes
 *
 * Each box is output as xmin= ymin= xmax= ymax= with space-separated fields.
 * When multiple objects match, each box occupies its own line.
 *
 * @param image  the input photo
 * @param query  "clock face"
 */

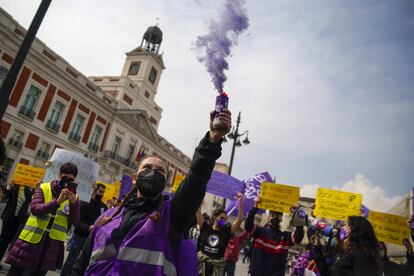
xmin=128 ymin=62 xmax=140 ymax=75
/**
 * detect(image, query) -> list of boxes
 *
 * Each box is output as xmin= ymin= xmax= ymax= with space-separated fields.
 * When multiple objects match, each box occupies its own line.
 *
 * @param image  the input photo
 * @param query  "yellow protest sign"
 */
xmin=11 ymin=163 xmax=45 ymax=187
xmin=113 ymin=181 xmax=121 ymax=200
xmin=172 ymin=174 xmax=185 ymax=192
xmin=313 ymin=187 xmax=362 ymax=221
xmin=98 ymin=181 xmax=120 ymax=204
xmin=369 ymin=211 xmax=409 ymax=245
xmin=258 ymin=182 xmax=300 ymax=213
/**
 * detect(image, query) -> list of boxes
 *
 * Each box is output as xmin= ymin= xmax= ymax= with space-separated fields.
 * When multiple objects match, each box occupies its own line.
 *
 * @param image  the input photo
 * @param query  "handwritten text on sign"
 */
xmin=258 ymin=182 xmax=300 ymax=213
xmin=43 ymin=149 xmax=100 ymax=202
xmin=11 ymin=164 xmax=45 ymax=187
xmin=369 ymin=211 xmax=409 ymax=245
xmin=172 ymin=175 xmax=185 ymax=192
xmin=313 ymin=188 xmax=362 ymax=221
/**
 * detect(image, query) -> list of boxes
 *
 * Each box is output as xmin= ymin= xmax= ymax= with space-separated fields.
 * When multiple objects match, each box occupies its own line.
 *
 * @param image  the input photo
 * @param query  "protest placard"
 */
xmin=172 ymin=174 xmax=185 ymax=192
xmin=313 ymin=188 xmax=362 ymax=221
xmin=11 ymin=163 xmax=45 ymax=187
xmin=114 ymin=180 xmax=121 ymax=199
xmin=119 ymin=175 xmax=132 ymax=199
xmin=98 ymin=182 xmax=115 ymax=204
xmin=226 ymin=171 xmax=273 ymax=217
xmin=206 ymin=170 xmax=245 ymax=199
xmin=369 ymin=211 xmax=410 ymax=245
xmin=43 ymin=149 xmax=100 ymax=202
xmin=258 ymin=182 xmax=300 ymax=213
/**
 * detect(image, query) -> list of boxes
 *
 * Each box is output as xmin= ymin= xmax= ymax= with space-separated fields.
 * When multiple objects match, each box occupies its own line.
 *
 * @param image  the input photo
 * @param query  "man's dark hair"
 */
xmin=60 ymin=162 xmax=78 ymax=177
xmin=96 ymin=183 xmax=106 ymax=191
xmin=213 ymin=208 xmax=227 ymax=218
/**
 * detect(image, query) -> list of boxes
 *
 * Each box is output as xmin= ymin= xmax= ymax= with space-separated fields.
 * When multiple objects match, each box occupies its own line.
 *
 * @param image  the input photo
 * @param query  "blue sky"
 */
xmin=1 ymin=0 xmax=413 ymax=210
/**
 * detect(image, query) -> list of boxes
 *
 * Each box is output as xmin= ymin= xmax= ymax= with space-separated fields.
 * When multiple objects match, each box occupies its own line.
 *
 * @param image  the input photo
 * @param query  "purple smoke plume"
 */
xmin=194 ymin=0 xmax=249 ymax=93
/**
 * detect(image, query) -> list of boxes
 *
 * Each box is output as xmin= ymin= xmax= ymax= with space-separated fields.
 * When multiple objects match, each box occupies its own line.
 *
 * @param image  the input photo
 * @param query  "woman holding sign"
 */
xmin=72 ymin=109 xmax=232 ymax=276
xmin=331 ymin=216 xmax=382 ymax=276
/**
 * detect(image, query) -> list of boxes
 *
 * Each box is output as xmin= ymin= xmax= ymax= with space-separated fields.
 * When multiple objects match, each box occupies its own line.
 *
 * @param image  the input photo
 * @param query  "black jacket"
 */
xmin=71 ymin=132 xmax=222 ymax=275
xmin=245 ymin=207 xmax=304 ymax=276
xmin=74 ymin=198 xmax=108 ymax=237
xmin=1 ymin=185 xmax=33 ymax=223
xmin=331 ymin=249 xmax=380 ymax=276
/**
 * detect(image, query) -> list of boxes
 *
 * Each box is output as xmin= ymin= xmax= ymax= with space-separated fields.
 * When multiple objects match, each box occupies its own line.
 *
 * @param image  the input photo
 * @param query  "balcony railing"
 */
xmin=18 ymin=106 xmax=36 ymax=120
xmin=8 ymin=138 xmax=23 ymax=149
xmin=46 ymin=120 xmax=60 ymax=133
xmin=36 ymin=150 xmax=50 ymax=160
xmin=88 ymin=143 xmax=99 ymax=152
xmin=69 ymin=131 xmax=81 ymax=143
xmin=104 ymin=151 xmax=137 ymax=169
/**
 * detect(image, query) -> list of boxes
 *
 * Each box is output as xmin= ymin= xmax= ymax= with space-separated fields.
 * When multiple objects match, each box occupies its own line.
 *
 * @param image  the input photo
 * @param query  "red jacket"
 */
xmin=224 ymin=230 xmax=249 ymax=262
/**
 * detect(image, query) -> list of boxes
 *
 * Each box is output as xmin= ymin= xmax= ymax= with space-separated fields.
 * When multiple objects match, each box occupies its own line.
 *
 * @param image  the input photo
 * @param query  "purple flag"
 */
xmin=226 ymin=171 xmax=273 ymax=217
xmin=119 ymin=175 xmax=133 ymax=200
xmin=360 ymin=204 xmax=370 ymax=218
xmin=206 ymin=171 xmax=245 ymax=199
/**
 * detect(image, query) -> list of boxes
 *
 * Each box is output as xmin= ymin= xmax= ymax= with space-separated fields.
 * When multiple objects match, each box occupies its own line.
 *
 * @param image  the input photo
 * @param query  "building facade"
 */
xmin=0 ymin=8 xmax=191 ymax=189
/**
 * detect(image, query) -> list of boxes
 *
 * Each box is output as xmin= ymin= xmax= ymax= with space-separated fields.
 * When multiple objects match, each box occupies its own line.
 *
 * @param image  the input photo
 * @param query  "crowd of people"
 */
xmin=0 ymin=109 xmax=413 ymax=276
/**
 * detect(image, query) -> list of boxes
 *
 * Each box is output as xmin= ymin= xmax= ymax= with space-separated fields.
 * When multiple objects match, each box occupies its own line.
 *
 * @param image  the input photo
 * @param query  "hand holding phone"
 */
xmin=67 ymin=182 xmax=77 ymax=194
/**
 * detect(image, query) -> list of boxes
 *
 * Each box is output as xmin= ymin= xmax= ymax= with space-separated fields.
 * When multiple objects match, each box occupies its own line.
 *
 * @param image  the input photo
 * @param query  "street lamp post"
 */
xmin=221 ymin=111 xmax=250 ymax=209
xmin=226 ymin=111 xmax=250 ymax=176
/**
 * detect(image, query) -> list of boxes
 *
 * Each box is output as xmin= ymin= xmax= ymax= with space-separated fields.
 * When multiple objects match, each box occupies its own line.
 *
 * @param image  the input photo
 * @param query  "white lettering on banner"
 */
xmin=244 ymin=173 xmax=268 ymax=200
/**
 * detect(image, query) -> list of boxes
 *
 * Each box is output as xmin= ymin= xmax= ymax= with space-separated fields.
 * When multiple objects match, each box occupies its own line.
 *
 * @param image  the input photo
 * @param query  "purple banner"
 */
xmin=360 ymin=204 xmax=370 ymax=218
xmin=206 ymin=171 xmax=245 ymax=199
xmin=226 ymin=171 xmax=273 ymax=217
xmin=119 ymin=175 xmax=133 ymax=200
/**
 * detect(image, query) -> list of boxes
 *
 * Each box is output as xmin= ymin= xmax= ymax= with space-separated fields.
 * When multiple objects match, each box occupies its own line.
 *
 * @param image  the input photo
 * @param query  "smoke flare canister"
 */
xmin=213 ymin=92 xmax=229 ymax=130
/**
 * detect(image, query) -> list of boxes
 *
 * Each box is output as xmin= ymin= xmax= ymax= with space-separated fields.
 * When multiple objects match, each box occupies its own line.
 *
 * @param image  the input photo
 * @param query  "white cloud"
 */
xmin=335 ymin=174 xmax=404 ymax=213
xmin=1 ymin=0 xmax=413 ymax=198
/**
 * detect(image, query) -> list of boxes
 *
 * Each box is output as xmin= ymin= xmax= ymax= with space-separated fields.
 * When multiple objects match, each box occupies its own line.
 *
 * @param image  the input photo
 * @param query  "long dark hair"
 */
xmin=347 ymin=216 xmax=382 ymax=272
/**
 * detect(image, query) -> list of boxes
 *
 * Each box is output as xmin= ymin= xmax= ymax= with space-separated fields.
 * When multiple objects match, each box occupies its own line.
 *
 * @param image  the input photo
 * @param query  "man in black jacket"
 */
xmin=0 ymin=181 xmax=34 ymax=266
xmin=60 ymin=184 xmax=107 ymax=276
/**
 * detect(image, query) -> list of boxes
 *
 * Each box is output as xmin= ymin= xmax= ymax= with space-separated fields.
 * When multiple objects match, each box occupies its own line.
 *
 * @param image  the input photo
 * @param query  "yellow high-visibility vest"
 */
xmin=19 ymin=182 xmax=70 ymax=243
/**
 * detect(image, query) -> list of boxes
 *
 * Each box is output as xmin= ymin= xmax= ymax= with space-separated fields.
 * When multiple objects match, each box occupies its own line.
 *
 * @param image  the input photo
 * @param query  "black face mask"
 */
xmin=60 ymin=176 xmax=74 ymax=188
xmin=270 ymin=217 xmax=281 ymax=229
xmin=95 ymin=194 xmax=104 ymax=202
xmin=136 ymin=169 xmax=166 ymax=198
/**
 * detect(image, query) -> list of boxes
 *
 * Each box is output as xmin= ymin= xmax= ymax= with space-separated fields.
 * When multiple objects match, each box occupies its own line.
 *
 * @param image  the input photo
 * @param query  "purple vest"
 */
xmin=86 ymin=200 xmax=178 ymax=276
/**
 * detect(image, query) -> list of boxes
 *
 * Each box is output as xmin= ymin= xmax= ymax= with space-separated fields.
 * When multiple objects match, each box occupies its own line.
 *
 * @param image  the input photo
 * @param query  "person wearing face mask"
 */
xmin=244 ymin=197 xmax=304 ymax=276
xmin=304 ymin=227 xmax=342 ymax=276
xmin=196 ymin=193 xmax=244 ymax=276
xmin=224 ymin=228 xmax=250 ymax=276
xmin=71 ymin=109 xmax=232 ymax=276
xmin=6 ymin=162 xmax=80 ymax=276
xmin=331 ymin=216 xmax=382 ymax=276
xmin=60 ymin=183 xmax=107 ymax=276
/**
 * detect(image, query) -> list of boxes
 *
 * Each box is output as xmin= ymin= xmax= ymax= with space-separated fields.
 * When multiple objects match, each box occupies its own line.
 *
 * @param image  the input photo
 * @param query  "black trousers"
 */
xmin=7 ymin=265 xmax=46 ymax=276
xmin=0 ymin=215 xmax=20 ymax=261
